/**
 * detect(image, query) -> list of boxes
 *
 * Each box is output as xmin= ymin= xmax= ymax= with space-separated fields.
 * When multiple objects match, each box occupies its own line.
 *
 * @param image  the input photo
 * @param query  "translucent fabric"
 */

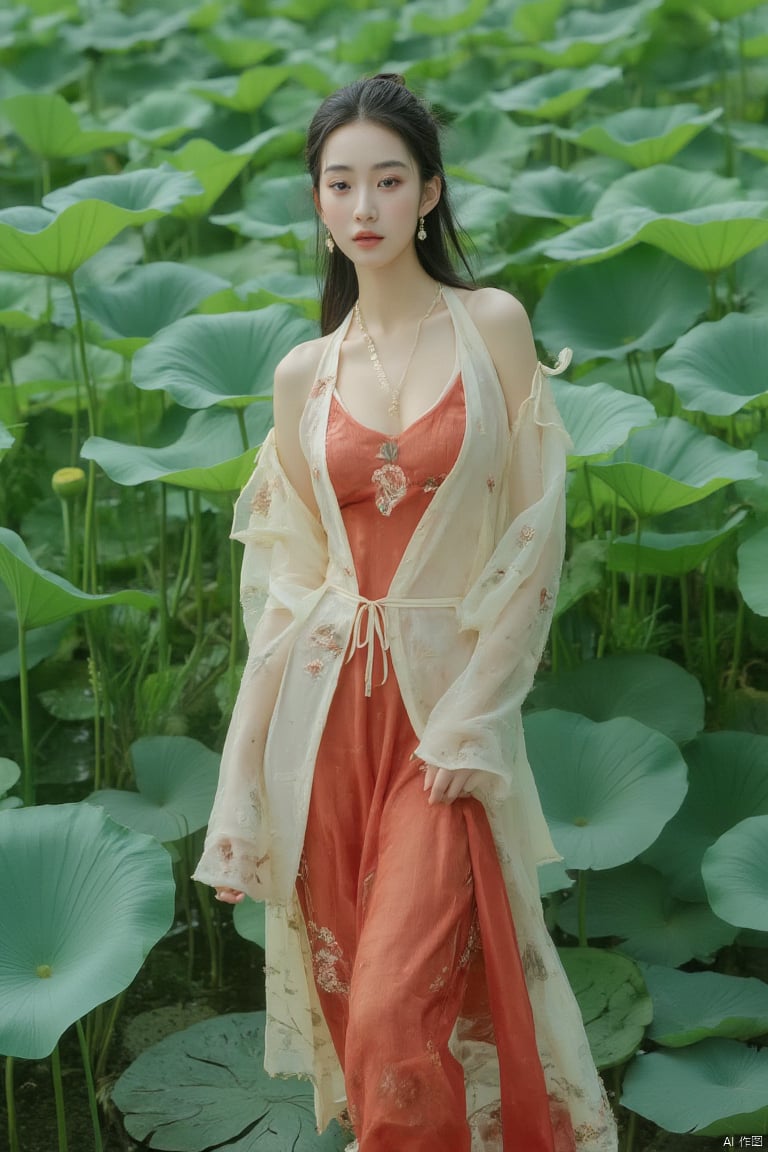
xmin=193 ymin=287 xmax=618 ymax=1150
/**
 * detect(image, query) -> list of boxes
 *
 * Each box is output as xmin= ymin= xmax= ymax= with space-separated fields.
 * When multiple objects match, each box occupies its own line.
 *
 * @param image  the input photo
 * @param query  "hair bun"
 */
xmin=371 ymin=72 xmax=407 ymax=87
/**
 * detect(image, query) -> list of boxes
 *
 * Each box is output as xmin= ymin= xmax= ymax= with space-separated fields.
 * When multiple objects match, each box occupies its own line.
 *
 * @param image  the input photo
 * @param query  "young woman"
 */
xmin=194 ymin=75 xmax=617 ymax=1152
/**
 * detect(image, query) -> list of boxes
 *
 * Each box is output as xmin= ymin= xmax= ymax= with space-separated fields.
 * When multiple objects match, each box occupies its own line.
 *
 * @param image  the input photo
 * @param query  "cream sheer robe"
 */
xmin=193 ymin=287 xmax=618 ymax=1152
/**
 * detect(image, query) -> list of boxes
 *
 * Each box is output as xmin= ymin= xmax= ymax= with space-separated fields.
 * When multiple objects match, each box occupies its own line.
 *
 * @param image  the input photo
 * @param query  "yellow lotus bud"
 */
xmin=52 ymin=467 xmax=86 ymax=500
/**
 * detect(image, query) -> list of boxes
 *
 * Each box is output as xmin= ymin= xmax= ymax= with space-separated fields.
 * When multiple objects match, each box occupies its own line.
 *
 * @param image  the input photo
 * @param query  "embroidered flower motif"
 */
xmin=517 ymin=524 xmax=535 ymax=547
xmin=486 ymin=475 xmax=496 ymax=493
xmin=305 ymin=658 xmax=324 ymax=677
xmin=429 ymin=965 xmax=449 ymax=993
xmin=312 ymin=465 xmax=321 ymax=480
xmin=458 ymin=917 xmax=482 ymax=969
xmin=310 ymin=624 xmax=343 ymax=656
xmin=522 ymin=942 xmax=549 ymax=981
xmin=250 ymin=479 xmax=275 ymax=516
xmin=372 ymin=440 xmax=407 ymax=516
xmin=539 ymin=586 xmax=554 ymax=613
xmin=310 ymin=375 xmax=334 ymax=399
xmin=308 ymin=921 xmax=349 ymax=995
xmin=423 ymin=474 xmax=446 ymax=494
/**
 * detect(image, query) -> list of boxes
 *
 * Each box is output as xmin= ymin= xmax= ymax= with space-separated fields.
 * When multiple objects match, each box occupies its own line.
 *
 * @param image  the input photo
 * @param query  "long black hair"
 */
xmin=305 ymin=74 xmax=475 ymax=335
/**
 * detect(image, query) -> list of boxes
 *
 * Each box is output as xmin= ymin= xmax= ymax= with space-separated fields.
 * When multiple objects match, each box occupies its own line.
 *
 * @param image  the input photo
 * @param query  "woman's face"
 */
xmin=315 ymin=119 xmax=440 ymax=269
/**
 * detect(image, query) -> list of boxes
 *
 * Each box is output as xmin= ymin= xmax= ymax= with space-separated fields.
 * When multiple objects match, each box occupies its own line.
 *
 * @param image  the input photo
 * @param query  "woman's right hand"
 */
xmin=215 ymin=886 xmax=245 ymax=904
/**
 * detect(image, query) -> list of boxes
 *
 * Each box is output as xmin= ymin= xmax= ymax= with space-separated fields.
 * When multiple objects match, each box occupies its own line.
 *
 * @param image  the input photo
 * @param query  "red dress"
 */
xmin=296 ymin=372 xmax=566 ymax=1152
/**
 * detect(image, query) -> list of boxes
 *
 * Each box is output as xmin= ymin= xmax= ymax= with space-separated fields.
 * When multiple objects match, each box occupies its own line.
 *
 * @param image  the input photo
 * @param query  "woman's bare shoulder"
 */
xmin=274 ymin=334 xmax=330 ymax=402
xmin=455 ymin=286 xmax=533 ymax=344
xmin=453 ymin=287 xmax=538 ymax=426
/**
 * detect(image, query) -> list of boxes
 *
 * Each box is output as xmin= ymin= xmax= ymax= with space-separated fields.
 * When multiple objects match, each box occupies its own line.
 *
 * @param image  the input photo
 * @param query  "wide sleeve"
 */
xmin=192 ymin=428 xmax=328 ymax=897
xmin=413 ymin=353 xmax=572 ymax=802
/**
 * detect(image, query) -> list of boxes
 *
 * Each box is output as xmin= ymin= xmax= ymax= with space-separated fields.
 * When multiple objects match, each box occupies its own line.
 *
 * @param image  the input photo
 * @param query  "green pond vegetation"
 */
xmin=1 ymin=0 xmax=768 ymax=1149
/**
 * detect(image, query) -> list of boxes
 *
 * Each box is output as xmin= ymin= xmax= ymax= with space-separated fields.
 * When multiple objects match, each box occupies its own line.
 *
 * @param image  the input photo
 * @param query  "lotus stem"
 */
xmin=84 ymin=617 xmax=103 ymax=792
xmin=195 ymin=876 xmax=221 ymax=987
xmin=704 ymin=558 xmax=718 ymax=705
xmin=178 ymin=842 xmax=196 ymax=983
xmin=5 ymin=1056 xmax=19 ymax=1152
xmin=644 ymin=574 xmax=663 ymax=649
xmin=51 ymin=1043 xmax=68 ymax=1152
xmin=236 ymin=408 xmax=249 ymax=452
xmin=191 ymin=491 xmax=205 ymax=655
xmin=627 ymin=516 xmax=642 ymax=632
xmin=158 ymin=485 xmax=170 ymax=673
xmin=725 ymin=596 xmax=745 ymax=696
xmin=2 ymin=330 xmax=21 ymax=425
xmin=17 ymin=619 xmax=33 ymax=807
xmin=65 ymin=277 xmax=99 ymax=593
xmin=76 ymin=1019 xmax=103 ymax=1152
xmin=621 ymin=1106 xmax=637 ymax=1152
xmin=576 ymin=869 xmax=588 ymax=948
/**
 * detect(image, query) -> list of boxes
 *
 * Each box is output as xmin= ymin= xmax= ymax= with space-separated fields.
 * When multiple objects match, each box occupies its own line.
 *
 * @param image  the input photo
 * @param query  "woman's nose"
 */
xmin=353 ymin=193 xmax=377 ymax=221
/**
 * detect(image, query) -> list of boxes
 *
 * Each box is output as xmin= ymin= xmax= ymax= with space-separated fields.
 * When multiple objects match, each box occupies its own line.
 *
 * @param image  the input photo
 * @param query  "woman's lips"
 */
xmin=353 ymin=234 xmax=383 ymax=247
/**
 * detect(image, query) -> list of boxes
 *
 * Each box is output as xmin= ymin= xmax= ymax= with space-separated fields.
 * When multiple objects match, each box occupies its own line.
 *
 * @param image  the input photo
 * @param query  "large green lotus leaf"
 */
xmin=656 ymin=313 xmax=768 ymax=416
xmin=231 ymin=273 xmax=319 ymax=320
xmin=0 ymin=758 xmax=20 ymax=798
xmin=543 ymin=201 xmax=768 ymax=270
xmin=451 ymin=179 xmax=513 ymax=235
xmin=490 ymin=65 xmax=621 ymax=120
xmin=538 ymin=858 xmax=575 ymax=897
xmin=555 ymin=860 xmax=737 ymax=965
xmin=112 ymin=1012 xmax=348 ymax=1150
xmin=703 ymin=816 xmax=768 ymax=931
xmin=738 ymin=525 xmax=768 ymax=616
xmin=63 ymin=6 xmax=191 ymax=51
xmin=728 ymin=119 xmax=768 ymax=162
xmin=132 ymin=306 xmax=315 ymax=409
xmin=589 ymin=418 xmax=759 ymax=517
xmin=52 ymin=262 xmax=230 ymax=356
xmin=593 ymin=164 xmax=741 ymax=218
xmin=336 ymin=13 xmax=398 ymax=64
xmin=558 ymin=947 xmax=651 ymax=1069
xmin=200 ymin=16 xmax=292 ymax=68
xmin=621 ymin=1038 xmax=768 ymax=1137
xmin=535 ymin=247 xmax=708 ymax=363
xmin=444 ymin=107 xmax=529 ymax=188
xmin=211 ymin=174 xmax=314 ymax=245
xmin=87 ymin=736 xmax=219 ymax=842
xmin=0 ymin=271 xmax=49 ymax=329
xmin=529 ymin=654 xmax=704 ymax=745
xmin=233 ymin=897 xmax=266 ymax=948
xmin=186 ymin=64 xmax=291 ymax=113
xmin=108 ymin=91 xmax=211 ymax=147
xmin=608 ymin=509 xmax=747 ymax=577
xmin=506 ymin=167 xmax=602 ymax=223
xmin=700 ymin=0 xmax=766 ymax=18
xmin=9 ymin=339 xmax=122 ymax=412
xmin=231 ymin=123 xmax=306 ymax=168
xmin=0 ymin=528 xmax=155 ymax=629
xmin=554 ymin=538 xmax=607 ymax=617
xmin=43 ymin=165 xmax=203 ymax=218
xmin=156 ymin=138 xmax=251 ymax=220
xmin=82 ymin=404 xmax=273 ymax=491
xmin=505 ymin=1 xmax=658 ymax=67
xmin=552 ymin=380 xmax=655 ymax=460
xmin=524 ymin=710 xmax=688 ymax=870
xmin=0 ymin=92 xmax=132 ymax=158
xmin=562 ymin=105 xmax=723 ymax=168
xmin=0 ymin=803 xmax=174 ymax=1059
xmin=0 ymin=201 xmax=154 ymax=278
xmin=642 ymin=733 xmax=768 ymax=902
xmin=407 ymin=0 xmax=488 ymax=34
xmin=510 ymin=0 xmax=563 ymax=42
xmin=639 ymin=961 xmax=768 ymax=1046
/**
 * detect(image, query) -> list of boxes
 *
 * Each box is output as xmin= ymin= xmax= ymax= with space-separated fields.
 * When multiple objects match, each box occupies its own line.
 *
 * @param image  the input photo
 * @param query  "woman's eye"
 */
xmin=380 ymin=177 xmax=400 ymax=188
xmin=329 ymin=181 xmax=349 ymax=191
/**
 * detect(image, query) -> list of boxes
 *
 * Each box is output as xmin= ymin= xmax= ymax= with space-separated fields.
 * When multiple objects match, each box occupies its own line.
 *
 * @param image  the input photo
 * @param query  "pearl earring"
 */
xmin=417 ymin=216 xmax=426 ymax=241
xmin=325 ymin=230 xmax=335 ymax=253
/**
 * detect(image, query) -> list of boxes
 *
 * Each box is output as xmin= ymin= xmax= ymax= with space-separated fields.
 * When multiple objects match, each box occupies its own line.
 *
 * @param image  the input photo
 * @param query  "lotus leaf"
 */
xmin=0 ymin=270 xmax=49 ymax=329
xmin=554 ymin=538 xmax=607 ymax=617
xmin=657 ymin=313 xmax=768 ymax=416
xmin=542 ymin=200 xmax=768 ymax=270
xmin=211 ymin=173 xmax=314 ymax=245
xmin=109 ymin=91 xmax=212 ymax=146
xmin=561 ymin=105 xmax=723 ymax=168
xmin=87 ymin=735 xmax=220 ymax=842
xmin=608 ymin=510 xmax=748 ymax=577
xmin=557 ymin=947 xmax=651 ymax=1069
xmin=621 ymin=1038 xmax=768 ymax=1136
xmin=490 ymin=65 xmax=621 ymax=120
xmin=642 ymin=732 xmax=768 ymax=902
xmin=186 ymin=64 xmax=291 ymax=114
xmin=0 ymin=803 xmax=174 ymax=1059
xmin=155 ymin=138 xmax=252 ymax=220
xmin=132 ymin=306 xmax=314 ymax=410
xmin=201 ymin=16 xmax=290 ymax=68
xmin=538 ymin=859 xmax=575 ymax=897
xmin=738 ymin=525 xmax=768 ymax=616
xmin=407 ymin=0 xmax=489 ymax=35
xmin=232 ymin=123 xmax=306 ymax=167
xmin=0 ymin=528 xmax=155 ymax=629
xmin=699 ymin=0 xmax=766 ymax=19
xmin=43 ymin=164 xmax=203 ymax=217
xmin=589 ymin=418 xmax=759 ymax=518
xmin=506 ymin=1 xmax=658 ymax=67
xmin=524 ymin=710 xmax=688 ymax=870
xmin=552 ymin=380 xmax=655 ymax=461
xmin=233 ymin=896 xmax=266 ymax=948
xmin=0 ymin=758 xmax=19 ymax=798
xmin=529 ymin=653 xmax=704 ymax=745
xmin=639 ymin=962 xmax=768 ymax=1046
xmin=82 ymin=404 xmax=273 ymax=491
xmin=702 ymin=816 xmax=768 ymax=931
xmin=444 ymin=108 xmax=529 ymax=188
xmin=555 ymin=860 xmax=737 ymax=965
xmin=62 ymin=7 xmax=191 ymax=51
xmin=52 ymin=262 xmax=231 ymax=356
xmin=0 ymin=608 xmax=68 ymax=682
xmin=593 ymin=164 xmax=741 ymax=217
xmin=535 ymin=247 xmax=708 ymax=362
xmin=0 ymin=91 xmax=132 ymax=158
xmin=113 ymin=1012 xmax=349 ymax=1150
xmin=506 ymin=167 xmax=602 ymax=223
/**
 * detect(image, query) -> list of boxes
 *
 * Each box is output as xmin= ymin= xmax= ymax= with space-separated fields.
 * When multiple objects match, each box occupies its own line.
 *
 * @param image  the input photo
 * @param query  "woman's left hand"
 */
xmin=421 ymin=764 xmax=480 ymax=805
